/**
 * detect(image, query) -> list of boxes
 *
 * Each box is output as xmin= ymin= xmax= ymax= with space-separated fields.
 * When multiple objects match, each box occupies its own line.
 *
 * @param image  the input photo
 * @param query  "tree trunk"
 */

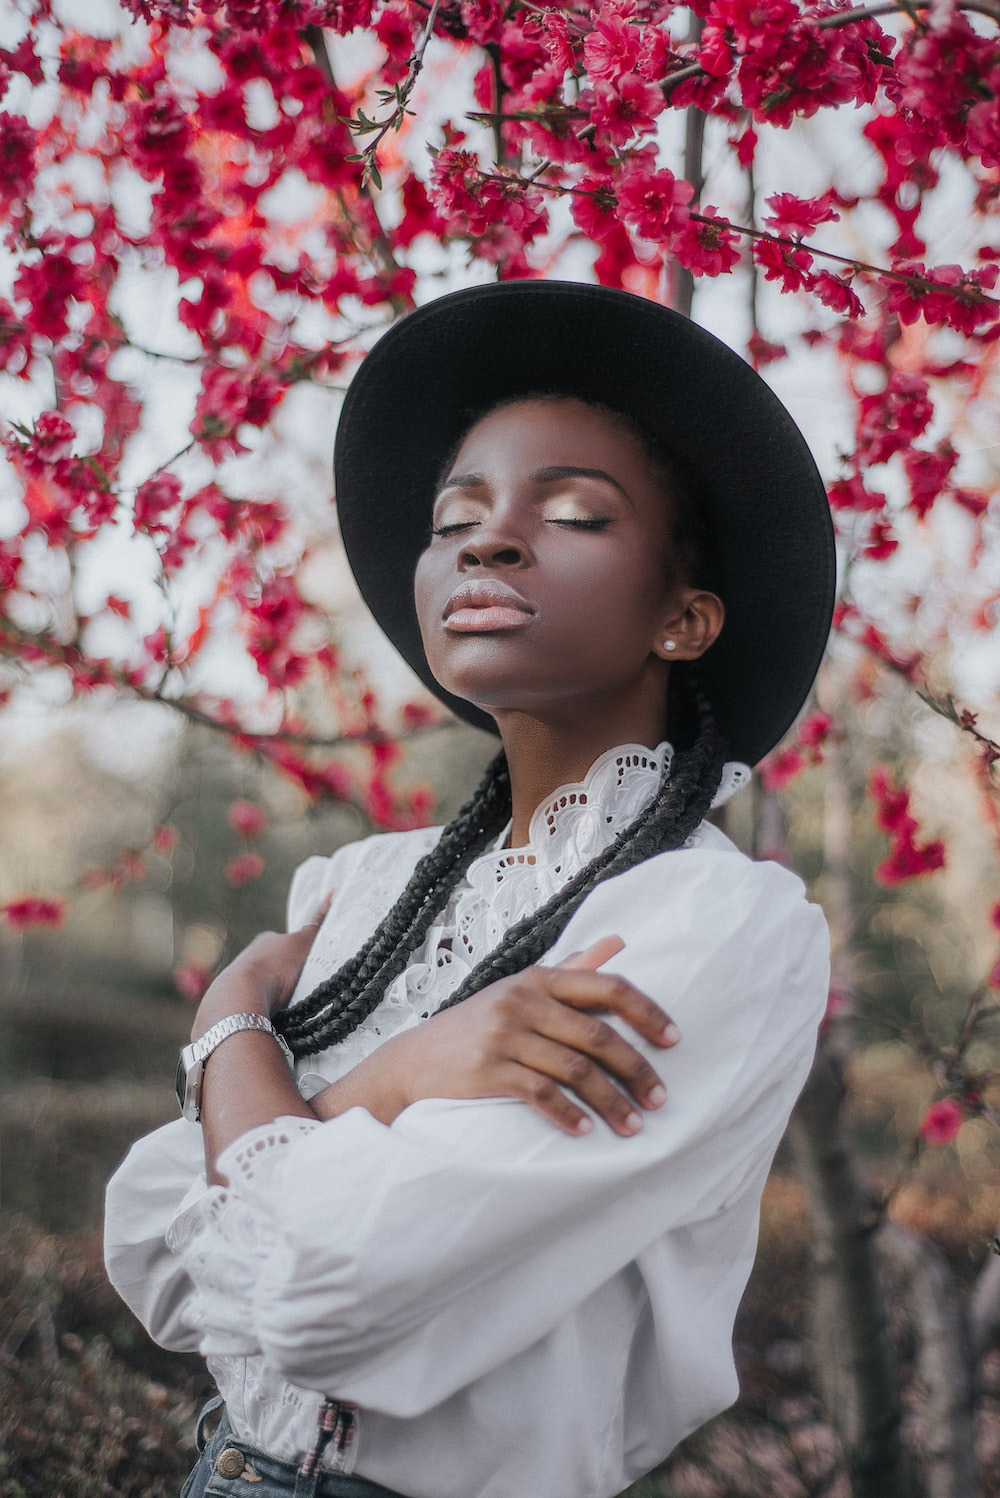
xmin=970 ymin=1244 xmax=1000 ymax=1360
xmin=755 ymin=765 xmax=912 ymax=1497
xmin=878 ymin=1223 xmax=977 ymax=1498
xmin=788 ymin=1049 xmax=913 ymax=1498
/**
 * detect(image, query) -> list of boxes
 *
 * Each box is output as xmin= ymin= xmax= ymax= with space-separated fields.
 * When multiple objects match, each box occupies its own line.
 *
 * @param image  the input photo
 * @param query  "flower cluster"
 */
xmin=0 ymin=0 xmax=997 ymax=916
xmin=868 ymin=767 xmax=946 ymax=885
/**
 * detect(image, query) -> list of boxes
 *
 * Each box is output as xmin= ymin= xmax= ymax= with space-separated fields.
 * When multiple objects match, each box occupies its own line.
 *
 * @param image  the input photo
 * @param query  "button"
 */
xmin=215 ymin=1448 xmax=246 ymax=1478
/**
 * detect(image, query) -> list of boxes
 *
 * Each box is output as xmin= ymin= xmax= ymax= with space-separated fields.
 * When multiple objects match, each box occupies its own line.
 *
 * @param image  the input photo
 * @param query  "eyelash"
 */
xmin=430 ymin=517 xmax=612 ymax=537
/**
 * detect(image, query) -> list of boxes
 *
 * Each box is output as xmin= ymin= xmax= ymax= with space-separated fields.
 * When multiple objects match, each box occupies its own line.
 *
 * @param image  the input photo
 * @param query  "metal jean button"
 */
xmin=215 ymin=1448 xmax=247 ymax=1479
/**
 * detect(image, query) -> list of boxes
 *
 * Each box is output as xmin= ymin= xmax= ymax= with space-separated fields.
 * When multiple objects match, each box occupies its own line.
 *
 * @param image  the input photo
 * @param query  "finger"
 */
xmin=543 ymin=968 xmax=680 ymax=1048
xmin=514 ymin=1032 xmax=655 ymax=1135
xmin=520 ymin=1008 xmax=667 ymax=1111
xmin=557 ymin=935 xmax=625 ymax=972
xmin=496 ymin=1060 xmax=595 ymax=1138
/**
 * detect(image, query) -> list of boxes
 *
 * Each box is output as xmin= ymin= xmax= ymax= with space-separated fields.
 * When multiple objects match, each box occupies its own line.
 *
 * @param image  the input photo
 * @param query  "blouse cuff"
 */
xmin=166 ymin=1116 xmax=323 ymax=1357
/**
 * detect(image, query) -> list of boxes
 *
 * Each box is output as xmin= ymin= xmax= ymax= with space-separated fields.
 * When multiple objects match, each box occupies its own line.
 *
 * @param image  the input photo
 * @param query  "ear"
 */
xmin=653 ymin=588 xmax=725 ymax=662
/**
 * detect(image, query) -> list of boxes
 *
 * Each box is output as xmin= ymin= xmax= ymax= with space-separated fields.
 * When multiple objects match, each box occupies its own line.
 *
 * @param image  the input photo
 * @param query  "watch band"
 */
xmin=175 ymin=1012 xmax=293 ymax=1122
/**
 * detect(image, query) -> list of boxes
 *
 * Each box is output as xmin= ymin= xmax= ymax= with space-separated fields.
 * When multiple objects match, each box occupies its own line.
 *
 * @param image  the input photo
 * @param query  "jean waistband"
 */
xmin=195 ymin=1407 xmax=410 ymax=1498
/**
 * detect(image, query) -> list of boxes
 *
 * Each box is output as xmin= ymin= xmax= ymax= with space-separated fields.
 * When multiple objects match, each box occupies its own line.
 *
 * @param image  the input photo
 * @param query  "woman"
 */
xmin=105 ymin=280 xmax=835 ymax=1498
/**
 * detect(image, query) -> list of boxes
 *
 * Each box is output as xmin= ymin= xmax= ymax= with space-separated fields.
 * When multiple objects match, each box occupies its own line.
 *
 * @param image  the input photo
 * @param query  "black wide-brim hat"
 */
xmin=334 ymin=280 xmax=835 ymax=768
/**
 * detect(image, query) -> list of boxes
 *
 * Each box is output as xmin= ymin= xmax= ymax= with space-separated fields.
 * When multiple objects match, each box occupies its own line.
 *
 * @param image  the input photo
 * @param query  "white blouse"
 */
xmin=104 ymin=743 xmax=827 ymax=1498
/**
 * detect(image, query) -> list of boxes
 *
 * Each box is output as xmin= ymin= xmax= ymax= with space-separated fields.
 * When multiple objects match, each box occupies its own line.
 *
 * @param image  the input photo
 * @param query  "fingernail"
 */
xmin=576 ymin=1116 xmax=593 ymax=1135
xmin=624 ymin=1111 xmax=642 ymax=1133
xmin=646 ymin=1084 xmax=666 ymax=1108
xmin=662 ymin=1022 xmax=681 ymax=1045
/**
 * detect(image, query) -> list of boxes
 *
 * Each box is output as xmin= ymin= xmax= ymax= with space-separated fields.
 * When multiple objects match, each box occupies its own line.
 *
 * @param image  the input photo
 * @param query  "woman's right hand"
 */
xmin=311 ymin=936 xmax=679 ymax=1137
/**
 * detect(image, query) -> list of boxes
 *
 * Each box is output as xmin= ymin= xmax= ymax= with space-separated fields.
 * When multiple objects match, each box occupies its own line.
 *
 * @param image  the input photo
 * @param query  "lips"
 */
xmin=443 ymin=580 xmax=535 ymax=632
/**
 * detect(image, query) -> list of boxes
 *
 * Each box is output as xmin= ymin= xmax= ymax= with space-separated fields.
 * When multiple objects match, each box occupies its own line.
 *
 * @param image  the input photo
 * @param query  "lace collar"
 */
xmin=464 ymin=741 xmax=750 ymax=903
xmin=500 ymin=740 xmax=747 ymax=858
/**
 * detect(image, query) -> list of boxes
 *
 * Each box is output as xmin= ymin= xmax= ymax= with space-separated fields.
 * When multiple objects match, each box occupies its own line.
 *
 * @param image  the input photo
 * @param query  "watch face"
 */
xmin=176 ymin=1052 xmax=198 ymax=1121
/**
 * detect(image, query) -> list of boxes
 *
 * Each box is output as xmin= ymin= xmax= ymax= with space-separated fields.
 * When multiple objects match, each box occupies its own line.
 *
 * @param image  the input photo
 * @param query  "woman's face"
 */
xmin=413 ymin=398 xmax=723 ymax=728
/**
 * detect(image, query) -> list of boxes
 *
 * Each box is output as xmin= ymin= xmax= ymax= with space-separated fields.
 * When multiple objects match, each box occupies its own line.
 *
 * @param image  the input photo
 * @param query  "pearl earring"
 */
xmin=663 ymin=639 xmax=677 ymax=652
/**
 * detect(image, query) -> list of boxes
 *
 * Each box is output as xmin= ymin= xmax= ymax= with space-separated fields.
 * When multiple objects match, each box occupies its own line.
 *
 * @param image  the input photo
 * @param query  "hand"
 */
xmin=319 ymin=936 xmax=679 ymax=1138
xmin=192 ymin=901 xmax=330 ymax=1042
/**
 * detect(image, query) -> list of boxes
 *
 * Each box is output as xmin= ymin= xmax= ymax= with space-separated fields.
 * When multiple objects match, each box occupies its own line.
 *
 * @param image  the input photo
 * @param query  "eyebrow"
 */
xmin=437 ymin=466 xmax=633 ymax=503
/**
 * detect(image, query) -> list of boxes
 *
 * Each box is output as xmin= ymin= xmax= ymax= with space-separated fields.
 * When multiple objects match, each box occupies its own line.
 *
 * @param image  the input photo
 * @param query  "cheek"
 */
xmin=412 ymin=551 xmax=438 ymax=645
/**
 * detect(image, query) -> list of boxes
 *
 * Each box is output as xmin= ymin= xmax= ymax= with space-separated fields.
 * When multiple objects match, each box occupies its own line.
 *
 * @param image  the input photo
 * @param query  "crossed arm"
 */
xmin=194 ymin=920 xmax=682 ymax=1184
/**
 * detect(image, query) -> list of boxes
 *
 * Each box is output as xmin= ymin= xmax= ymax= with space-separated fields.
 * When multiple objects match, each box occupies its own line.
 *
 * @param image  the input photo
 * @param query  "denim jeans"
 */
xmin=180 ymin=1400 xmax=410 ymax=1498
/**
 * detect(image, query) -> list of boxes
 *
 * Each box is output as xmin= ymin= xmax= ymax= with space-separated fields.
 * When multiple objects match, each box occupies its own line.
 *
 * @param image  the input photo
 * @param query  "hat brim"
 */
xmin=334 ymin=280 xmax=835 ymax=768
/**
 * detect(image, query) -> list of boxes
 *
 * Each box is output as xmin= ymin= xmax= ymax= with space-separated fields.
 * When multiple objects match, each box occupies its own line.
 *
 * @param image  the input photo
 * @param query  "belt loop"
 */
xmin=195 ymin=1393 xmax=225 ymax=1454
xmin=296 ymin=1397 xmax=357 ymax=1495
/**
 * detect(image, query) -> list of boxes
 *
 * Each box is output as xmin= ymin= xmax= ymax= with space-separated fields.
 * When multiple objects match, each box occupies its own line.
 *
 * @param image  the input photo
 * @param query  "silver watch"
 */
xmin=175 ymin=1012 xmax=294 ymax=1122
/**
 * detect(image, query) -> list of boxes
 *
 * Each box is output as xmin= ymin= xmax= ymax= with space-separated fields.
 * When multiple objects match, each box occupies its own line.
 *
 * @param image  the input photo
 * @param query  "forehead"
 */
xmin=451 ymin=397 xmax=651 ymax=474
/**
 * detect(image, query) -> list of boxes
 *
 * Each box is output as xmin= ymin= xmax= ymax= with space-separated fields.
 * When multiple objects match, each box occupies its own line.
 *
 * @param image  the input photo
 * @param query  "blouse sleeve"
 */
xmin=169 ymin=847 xmax=829 ymax=1416
xmin=103 ymin=838 xmax=366 ymax=1349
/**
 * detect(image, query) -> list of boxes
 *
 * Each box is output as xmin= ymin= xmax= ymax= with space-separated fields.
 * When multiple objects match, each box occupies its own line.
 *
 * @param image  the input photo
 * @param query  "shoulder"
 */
xmin=599 ymin=822 xmax=818 ymax=920
xmin=549 ymin=833 xmax=829 ymax=1020
xmin=286 ymin=826 xmax=443 ymax=930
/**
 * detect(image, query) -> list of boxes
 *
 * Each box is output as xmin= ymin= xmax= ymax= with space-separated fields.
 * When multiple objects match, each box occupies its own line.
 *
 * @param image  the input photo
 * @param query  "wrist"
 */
xmin=176 ymin=1012 xmax=293 ymax=1123
xmin=192 ymin=975 xmax=271 ymax=1042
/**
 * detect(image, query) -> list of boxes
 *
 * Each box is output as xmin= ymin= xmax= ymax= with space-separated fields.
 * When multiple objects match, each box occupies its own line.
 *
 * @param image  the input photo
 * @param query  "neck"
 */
xmin=495 ymin=695 xmax=671 ymax=848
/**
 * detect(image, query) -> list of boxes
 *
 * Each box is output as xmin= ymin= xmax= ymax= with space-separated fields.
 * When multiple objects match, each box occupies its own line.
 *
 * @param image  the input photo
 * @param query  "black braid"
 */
xmin=437 ymin=681 xmax=725 ymax=1013
xmin=277 ymin=681 xmax=726 ymax=1056
xmin=273 ymin=752 xmax=512 ymax=1056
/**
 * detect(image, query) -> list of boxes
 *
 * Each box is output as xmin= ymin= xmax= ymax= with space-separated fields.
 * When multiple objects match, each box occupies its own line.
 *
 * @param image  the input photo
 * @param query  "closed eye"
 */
xmin=546 ymin=517 xmax=612 ymax=530
xmin=431 ymin=520 xmax=479 ymax=537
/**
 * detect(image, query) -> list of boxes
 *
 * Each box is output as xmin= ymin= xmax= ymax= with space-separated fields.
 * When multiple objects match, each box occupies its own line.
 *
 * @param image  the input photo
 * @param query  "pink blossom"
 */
xmin=537 ymin=13 xmax=575 ymax=74
xmin=856 ymin=372 xmax=933 ymax=465
xmin=812 ymin=271 xmax=865 ymax=319
xmin=15 ymin=251 xmax=88 ymax=342
xmin=174 ymin=961 xmax=212 ymax=1002
xmin=884 ymin=262 xmax=1000 ymax=333
xmin=0 ymin=111 xmax=36 ymax=213
xmin=760 ymin=746 xmax=805 ymax=791
xmin=570 ymin=177 xmax=621 ymax=244
xmin=862 ymin=516 xmax=898 ymax=561
xmin=903 ymin=443 xmax=957 ymax=520
xmin=228 ymin=799 xmax=268 ymax=838
xmin=672 ymin=212 xmax=741 ymax=277
xmin=225 ymin=851 xmax=265 ymax=885
xmin=918 ymin=1098 xmax=963 ymax=1147
xmin=461 ymin=0 xmax=504 ymax=46
xmin=764 ymin=191 xmax=840 ymax=238
xmin=828 ymin=474 xmax=887 ymax=513
xmin=952 ymin=488 xmax=990 ymax=517
xmin=869 ymin=766 xmax=917 ymax=838
xmin=799 ymin=711 xmax=833 ymax=752
xmin=583 ymin=11 xmax=642 ymax=81
xmin=697 ymin=23 xmax=734 ymax=79
xmin=617 ymin=168 xmax=693 ymax=243
xmin=876 ymin=838 xmax=946 ymax=884
xmin=152 ymin=824 xmax=179 ymax=854
xmin=134 ymin=473 xmax=183 ymax=535
xmin=753 ymin=237 xmax=814 ymax=294
xmin=3 ymin=897 xmax=65 ymax=929
xmin=583 ymin=74 xmax=665 ymax=148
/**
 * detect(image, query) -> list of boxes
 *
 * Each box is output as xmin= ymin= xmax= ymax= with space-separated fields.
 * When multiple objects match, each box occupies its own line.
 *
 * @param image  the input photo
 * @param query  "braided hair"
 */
xmin=275 ymin=682 xmax=725 ymax=1057
xmin=274 ymin=396 xmax=729 ymax=1058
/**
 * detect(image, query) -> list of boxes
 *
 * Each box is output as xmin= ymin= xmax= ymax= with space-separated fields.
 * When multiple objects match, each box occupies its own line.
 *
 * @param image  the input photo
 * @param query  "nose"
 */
xmin=458 ymin=516 xmax=530 ymax=571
